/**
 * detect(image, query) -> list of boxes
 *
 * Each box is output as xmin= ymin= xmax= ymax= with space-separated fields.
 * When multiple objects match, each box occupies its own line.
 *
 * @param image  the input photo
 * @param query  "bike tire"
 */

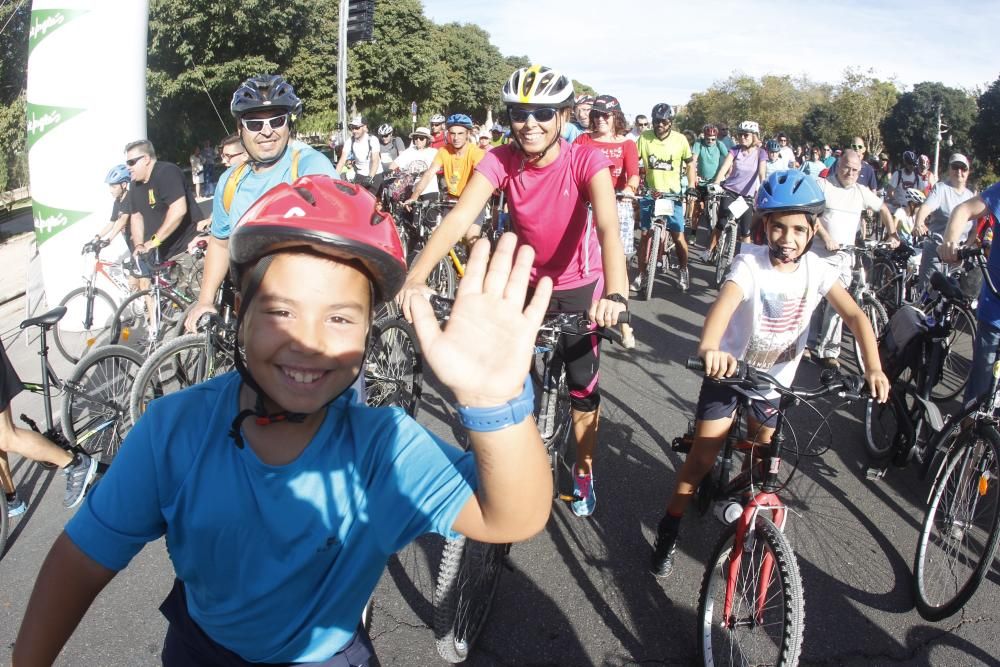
xmin=697 ymin=514 xmax=804 ymax=666
xmin=365 ymin=317 xmax=422 ymax=417
xmin=129 ymin=332 xmax=235 ymax=424
xmin=930 ymin=304 xmax=976 ymax=403
xmin=53 ymin=286 xmax=118 ymax=364
xmin=715 ymin=225 xmax=734 ymax=289
xmin=864 ymin=390 xmax=904 ymax=460
xmin=429 ymin=256 xmax=458 ymax=300
xmin=914 ymin=423 xmax=1000 ymax=621
xmin=854 ymin=297 xmax=888 ymax=373
xmin=60 ymin=344 xmax=144 ymax=463
xmin=108 ymin=288 xmax=187 ymax=349
xmin=644 ymin=224 xmax=660 ymax=301
xmin=433 ymin=535 xmax=507 ymax=663
xmin=870 ymin=259 xmax=903 ymax=315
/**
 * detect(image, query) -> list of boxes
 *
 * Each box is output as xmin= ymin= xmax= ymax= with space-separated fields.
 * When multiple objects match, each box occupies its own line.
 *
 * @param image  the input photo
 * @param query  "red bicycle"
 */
xmin=673 ymin=358 xmax=866 ymax=665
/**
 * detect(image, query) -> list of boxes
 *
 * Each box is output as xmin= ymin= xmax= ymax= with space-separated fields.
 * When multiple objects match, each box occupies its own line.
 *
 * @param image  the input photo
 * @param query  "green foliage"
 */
xmin=801 ymin=103 xmax=838 ymax=145
xmin=972 ymin=76 xmax=1000 ymax=173
xmin=881 ymin=82 xmax=977 ymax=169
xmin=829 ymin=68 xmax=898 ymax=154
xmin=0 ymin=94 xmax=26 ymax=192
xmin=0 ymin=2 xmax=29 ymax=106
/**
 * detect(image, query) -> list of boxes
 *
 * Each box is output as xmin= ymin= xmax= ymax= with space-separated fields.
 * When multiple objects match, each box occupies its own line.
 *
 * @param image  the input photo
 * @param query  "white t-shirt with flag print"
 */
xmin=720 ymin=245 xmax=840 ymax=392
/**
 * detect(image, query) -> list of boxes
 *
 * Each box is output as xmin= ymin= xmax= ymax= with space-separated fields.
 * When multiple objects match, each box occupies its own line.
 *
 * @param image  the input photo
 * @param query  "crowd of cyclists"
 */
xmin=2 ymin=62 xmax=998 ymax=666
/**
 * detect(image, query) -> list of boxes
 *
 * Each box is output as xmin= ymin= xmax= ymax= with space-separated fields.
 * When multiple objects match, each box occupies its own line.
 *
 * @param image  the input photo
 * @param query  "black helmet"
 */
xmin=651 ymin=103 xmax=674 ymax=121
xmin=231 ymin=74 xmax=303 ymax=119
xmin=902 ymin=150 xmax=916 ymax=167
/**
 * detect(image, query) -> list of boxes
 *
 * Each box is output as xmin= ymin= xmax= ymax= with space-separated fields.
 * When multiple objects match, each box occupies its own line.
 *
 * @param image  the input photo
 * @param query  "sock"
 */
xmin=5 ymin=492 xmax=15 ymax=502
xmin=658 ymin=512 xmax=683 ymax=538
xmin=66 ymin=452 xmax=82 ymax=469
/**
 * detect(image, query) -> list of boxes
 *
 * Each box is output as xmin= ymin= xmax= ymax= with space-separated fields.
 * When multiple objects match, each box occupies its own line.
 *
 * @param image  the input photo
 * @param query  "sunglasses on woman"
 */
xmin=508 ymin=107 xmax=558 ymax=123
xmin=240 ymin=113 xmax=289 ymax=133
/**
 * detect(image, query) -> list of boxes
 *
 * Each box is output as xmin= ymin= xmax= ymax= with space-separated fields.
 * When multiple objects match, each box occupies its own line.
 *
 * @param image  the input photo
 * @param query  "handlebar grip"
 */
xmin=616 ymin=311 xmax=630 ymax=324
xmin=957 ymin=245 xmax=983 ymax=261
xmin=686 ymin=357 xmax=705 ymax=371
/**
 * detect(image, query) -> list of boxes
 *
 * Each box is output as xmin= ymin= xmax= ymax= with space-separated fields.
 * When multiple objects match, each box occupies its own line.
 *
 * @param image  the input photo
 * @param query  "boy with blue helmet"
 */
xmin=648 ymin=170 xmax=890 ymax=578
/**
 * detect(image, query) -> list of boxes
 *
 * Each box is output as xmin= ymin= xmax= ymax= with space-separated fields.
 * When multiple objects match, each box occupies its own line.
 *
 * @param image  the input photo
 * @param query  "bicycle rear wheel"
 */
xmin=108 ymin=288 xmax=187 ymax=350
xmin=60 ymin=344 xmax=144 ymax=463
xmin=930 ymin=305 xmax=975 ymax=403
xmin=853 ymin=297 xmax=888 ymax=373
xmin=433 ymin=535 xmax=508 ymax=663
xmin=365 ymin=317 xmax=422 ymax=417
xmin=864 ymin=392 xmax=904 ymax=460
xmin=698 ymin=514 xmax=804 ymax=666
xmin=870 ymin=259 xmax=903 ymax=314
xmin=714 ymin=224 xmax=735 ymax=289
xmin=644 ymin=224 xmax=660 ymax=300
xmin=53 ymin=286 xmax=117 ymax=364
xmin=914 ymin=424 xmax=1000 ymax=621
xmin=129 ymin=332 xmax=235 ymax=423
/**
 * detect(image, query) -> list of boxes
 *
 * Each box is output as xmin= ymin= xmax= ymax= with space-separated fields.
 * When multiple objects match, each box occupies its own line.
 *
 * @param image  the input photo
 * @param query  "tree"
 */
xmin=801 ymin=103 xmax=839 ymax=146
xmin=0 ymin=2 xmax=29 ymax=193
xmin=972 ymin=75 xmax=1000 ymax=173
xmin=881 ymin=82 xmax=977 ymax=169
xmin=829 ymin=68 xmax=898 ymax=155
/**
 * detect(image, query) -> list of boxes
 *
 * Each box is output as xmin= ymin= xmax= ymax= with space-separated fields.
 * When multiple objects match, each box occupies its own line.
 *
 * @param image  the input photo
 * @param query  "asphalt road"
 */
xmin=1 ymin=255 xmax=998 ymax=666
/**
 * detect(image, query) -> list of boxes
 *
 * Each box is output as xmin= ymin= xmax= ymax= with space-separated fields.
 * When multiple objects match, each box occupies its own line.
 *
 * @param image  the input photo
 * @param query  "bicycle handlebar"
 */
xmin=685 ymin=356 xmax=867 ymax=402
xmin=957 ymin=245 xmax=1000 ymax=301
xmin=82 ymin=238 xmax=111 ymax=255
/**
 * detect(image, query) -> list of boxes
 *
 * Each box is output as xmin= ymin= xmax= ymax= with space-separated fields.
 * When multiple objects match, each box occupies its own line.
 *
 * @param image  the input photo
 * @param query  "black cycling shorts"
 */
xmin=694 ymin=377 xmax=779 ymax=428
xmin=0 ymin=338 xmax=24 ymax=413
xmin=718 ymin=191 xmax=755 ymax=239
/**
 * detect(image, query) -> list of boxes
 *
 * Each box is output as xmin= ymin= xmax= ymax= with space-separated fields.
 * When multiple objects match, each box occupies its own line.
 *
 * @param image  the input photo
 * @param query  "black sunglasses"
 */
xmin=508 ymin=107 xmax=559 ymax=123
xmin=125 ymin=155 xmax=147 ymax=167
xmin=241 ymin=114 xmax=289 ymax=132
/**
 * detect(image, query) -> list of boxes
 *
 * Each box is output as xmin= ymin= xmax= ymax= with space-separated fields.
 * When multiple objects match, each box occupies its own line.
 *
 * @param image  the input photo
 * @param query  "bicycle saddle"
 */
xmin=20 ymin=306 xmax=67 ymax=330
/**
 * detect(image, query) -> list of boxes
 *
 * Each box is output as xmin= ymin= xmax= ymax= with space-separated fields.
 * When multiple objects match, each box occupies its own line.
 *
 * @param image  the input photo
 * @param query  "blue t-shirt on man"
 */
xmin=67 ymin=372 xmax=476 ymax=663
xmin=210 ymin=140 xmax=338 ymax=239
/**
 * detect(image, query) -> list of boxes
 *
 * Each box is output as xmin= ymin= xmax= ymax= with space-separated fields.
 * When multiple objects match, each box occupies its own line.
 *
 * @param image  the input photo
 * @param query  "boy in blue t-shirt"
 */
xmin=647 ymin=172 xmax=890 ymax=578
xmin=14 ymin=177 xmax=555 ymax=665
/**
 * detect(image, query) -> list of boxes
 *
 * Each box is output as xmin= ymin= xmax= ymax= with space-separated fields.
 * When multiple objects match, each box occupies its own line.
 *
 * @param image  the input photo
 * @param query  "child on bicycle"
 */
xmin=649 ymin=170 xmax=891 ymax=578
xmin=14 ymin=176 xmax=555 ymax=666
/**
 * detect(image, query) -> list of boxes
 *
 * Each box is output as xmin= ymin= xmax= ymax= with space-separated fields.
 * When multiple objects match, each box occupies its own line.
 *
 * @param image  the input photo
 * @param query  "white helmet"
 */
xmin=501 ymin=65 xmax=575 ymax=108
xmin=905 ymin=187 xmax=927 ymax=205
xmin=738 ymin=120 xmax=760 ymax=135
xmin=429 ymin=114 xmax=446 ymax=124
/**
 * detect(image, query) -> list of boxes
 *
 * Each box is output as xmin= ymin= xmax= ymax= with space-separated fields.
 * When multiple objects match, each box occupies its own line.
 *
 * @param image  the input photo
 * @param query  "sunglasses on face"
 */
xmin=951 ymin=163 xmax=969 ymax=171
xmin=851 ymin=144 xmax=865 ymax=149
xmin=589 ymin=110 xmax=610 ymax=120
xmin=653 ymin=118 xmax=671 ymax=125
xmin=508 ymin=107 xmax=558 ymax=123
xmin=241 ymin=114 xmax=289 ymax=132
xmin=348 ymin=125 xmax=363 ymax=130
xmin=738 ymin=132 xmax=752 ymax=138
xmin=125 ymin=155 xmax=147 ymax=167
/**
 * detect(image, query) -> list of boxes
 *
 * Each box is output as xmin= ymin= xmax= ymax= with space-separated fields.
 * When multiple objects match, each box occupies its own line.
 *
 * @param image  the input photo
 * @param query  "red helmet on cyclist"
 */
xmin=702 ymin=125 xmax=718 ymax=137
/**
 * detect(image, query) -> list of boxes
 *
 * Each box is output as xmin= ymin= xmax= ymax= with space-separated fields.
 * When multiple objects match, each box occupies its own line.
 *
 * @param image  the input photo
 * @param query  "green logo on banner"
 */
xmin=26 ymin=102 xmax=84 ymax=150
xmin=29 ymin=9 xmax=87 ymax=55
xmin=32 ymin=200 xmax=90 ymax=246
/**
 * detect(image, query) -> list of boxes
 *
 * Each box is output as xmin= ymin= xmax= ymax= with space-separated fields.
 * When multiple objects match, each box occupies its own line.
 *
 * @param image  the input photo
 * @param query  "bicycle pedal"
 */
xmin=671 ymin=436 xmax=693 ymax=454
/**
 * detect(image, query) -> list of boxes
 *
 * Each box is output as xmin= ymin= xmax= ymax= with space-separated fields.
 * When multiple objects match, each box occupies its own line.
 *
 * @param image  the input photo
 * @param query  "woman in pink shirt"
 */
xmin=400 ymin=65 xmax=628 ymax=517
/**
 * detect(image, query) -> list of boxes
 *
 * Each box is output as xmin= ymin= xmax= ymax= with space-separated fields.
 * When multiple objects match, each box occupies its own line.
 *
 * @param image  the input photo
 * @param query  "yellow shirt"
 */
xmin=435 ymin=145 xmax=485 ymax=197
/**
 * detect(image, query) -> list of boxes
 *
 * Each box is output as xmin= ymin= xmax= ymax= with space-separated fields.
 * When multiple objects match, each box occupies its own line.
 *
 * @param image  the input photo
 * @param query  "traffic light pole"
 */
xmin=338 ymin=0 xmax=349 ymax=146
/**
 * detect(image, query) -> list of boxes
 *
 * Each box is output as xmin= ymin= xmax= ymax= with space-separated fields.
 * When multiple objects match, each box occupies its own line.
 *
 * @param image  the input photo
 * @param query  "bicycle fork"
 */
xmin=724 ymin=492 xmax=786 ymax=626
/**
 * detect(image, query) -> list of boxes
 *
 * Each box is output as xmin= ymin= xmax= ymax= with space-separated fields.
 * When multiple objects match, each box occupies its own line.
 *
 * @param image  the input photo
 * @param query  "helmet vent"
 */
xmin=294 ymin=187 xmax=317 ymax=205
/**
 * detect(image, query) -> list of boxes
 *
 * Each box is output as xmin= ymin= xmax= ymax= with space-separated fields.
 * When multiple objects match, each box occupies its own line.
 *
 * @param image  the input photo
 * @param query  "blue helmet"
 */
xmin=446 ymin=113 xmax=474 ymax=129
xmin=757 ymin=171 xmax=825 ymax=217
xmin=105 ymin=164 xmax=130 ymax=185
xmin=765 ymin=139 xmax=781 ymax=153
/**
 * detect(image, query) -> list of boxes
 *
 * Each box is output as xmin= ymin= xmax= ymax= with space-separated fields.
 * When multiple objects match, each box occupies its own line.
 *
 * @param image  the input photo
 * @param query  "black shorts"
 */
xmin=0 ymin=338 xmax=24 ymax=412
xmin=694 ymin=377 xmax=778 ymax=427
xmin=718 ymin=191 xmax=755 ymax=239
xmin=160 ymin=579 xmax=375 ymax=667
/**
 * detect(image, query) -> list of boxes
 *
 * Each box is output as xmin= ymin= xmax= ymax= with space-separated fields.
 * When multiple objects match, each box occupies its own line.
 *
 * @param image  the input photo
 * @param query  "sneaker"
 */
xmin=630 ymin=275 xmax=643 ymax=293
xmin=678 ymin=267 xmax=690 ymax=292
xmin=6 ymin=493 xmax=26 ymax=518
xmin=64 ymin=452 xmax=98 ymax=509
xmin=571 ymin=473 xmax=596 ymax=517
xmin=650 ymin=527 xmax=678 ymax=578
xmin=700 ymin=248 xmax=715 ymax=264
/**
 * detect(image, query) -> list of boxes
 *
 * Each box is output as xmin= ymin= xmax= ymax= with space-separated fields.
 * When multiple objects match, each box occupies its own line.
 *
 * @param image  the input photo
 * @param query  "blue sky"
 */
xmin=422 ymin=0 xmax=999 ymax=121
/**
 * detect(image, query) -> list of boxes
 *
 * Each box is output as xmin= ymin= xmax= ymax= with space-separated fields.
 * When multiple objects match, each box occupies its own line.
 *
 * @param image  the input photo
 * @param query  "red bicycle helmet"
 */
xmin=230 ymin=176 xmax=406 ymax=302
xmin=702 ymin=124 xmax=718 ymax=137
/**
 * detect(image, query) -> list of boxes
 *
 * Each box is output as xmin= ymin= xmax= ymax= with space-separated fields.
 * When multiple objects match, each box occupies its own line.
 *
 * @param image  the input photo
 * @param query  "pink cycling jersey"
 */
xmin=475 ymin=139 xmax=612 ymax=290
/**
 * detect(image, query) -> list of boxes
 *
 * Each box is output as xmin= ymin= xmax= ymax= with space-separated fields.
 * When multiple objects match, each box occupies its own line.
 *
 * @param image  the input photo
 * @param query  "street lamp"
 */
xmin=934 ymin=105 xmax=950 ymax=180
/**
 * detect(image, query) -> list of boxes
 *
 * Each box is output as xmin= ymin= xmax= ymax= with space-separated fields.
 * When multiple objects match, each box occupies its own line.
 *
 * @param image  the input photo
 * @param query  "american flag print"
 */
xmin=744 ymin=290 xmax=809 ymax=370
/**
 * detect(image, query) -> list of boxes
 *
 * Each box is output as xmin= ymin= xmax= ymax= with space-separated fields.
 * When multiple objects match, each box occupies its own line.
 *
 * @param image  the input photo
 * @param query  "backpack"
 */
xmin=879 ymin=305 xmax=928 ymax=381
xmin=221 ymin=148 xmax=301 ymax=214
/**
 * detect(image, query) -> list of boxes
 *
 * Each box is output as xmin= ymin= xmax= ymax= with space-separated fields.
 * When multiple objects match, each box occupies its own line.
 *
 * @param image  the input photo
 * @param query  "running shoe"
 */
xmin=6 ymin=493 xmax=26 ymax=518
xmin=571 ymin=473 xmax=596 ymax=517
xmin=64 ymin=453 xmax=98 ymax=509
xmin=678 ymin=267 xmax=690 ymax=292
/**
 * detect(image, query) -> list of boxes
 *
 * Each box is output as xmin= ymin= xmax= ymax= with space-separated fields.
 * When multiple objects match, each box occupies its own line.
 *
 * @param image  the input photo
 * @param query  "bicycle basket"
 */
xmin=879 ymin=305 xmax=928 ymax=381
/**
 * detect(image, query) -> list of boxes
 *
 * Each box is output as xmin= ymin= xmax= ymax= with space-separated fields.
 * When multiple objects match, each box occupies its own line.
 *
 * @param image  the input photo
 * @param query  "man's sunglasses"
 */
xmin=125 ymin=155 xmax=147 ymax=167
xmin=508 ymin=107 xmax=559 ymax=123
xmin=240 ymin=114 xmax=289 ymax=133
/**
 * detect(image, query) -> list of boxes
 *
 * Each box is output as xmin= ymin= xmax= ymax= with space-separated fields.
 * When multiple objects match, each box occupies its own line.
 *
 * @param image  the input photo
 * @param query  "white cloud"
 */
xmin=422 ymin=0 xmax=999 ymax=123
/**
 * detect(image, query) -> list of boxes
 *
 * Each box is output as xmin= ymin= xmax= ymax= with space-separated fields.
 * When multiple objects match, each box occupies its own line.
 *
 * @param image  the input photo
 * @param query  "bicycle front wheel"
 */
xmin=60 ymin=344 xmax=144 ymax=462
xmin=698 ymin=515 xmax=804 ymax=666
xmin=53 ymin=286 xmax=117 ymax=364
xmin=433 ymin=535 xmax=508 ymax=663
xmin=715 ymin=225 xmax=735 ymax=289
xmin=365 ymin=317 xmax=422 ymax=417
xmin=644 ymin=224 xmax=660 ymax=301
xmin=870 ymin=259 xmax=902 ymax=314
xmin=108 ymin=288 xmax=187 ymax=350
xmin=931 ymin=305 xmax=976 ymax=403
xmin=864 ymin=392 xmax=903 ymax=460
xmin=129 ymin=332 xmax=235 ymax=423
xmin=853 ymin=297 xmax=888 ymax=373
xmin=914 ymin=424 xmax=1000 ymax=621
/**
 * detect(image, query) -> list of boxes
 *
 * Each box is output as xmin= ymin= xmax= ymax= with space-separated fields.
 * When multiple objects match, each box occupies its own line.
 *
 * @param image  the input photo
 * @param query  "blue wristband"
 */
xmin=456 ymin=378 xmax=534 ymax=432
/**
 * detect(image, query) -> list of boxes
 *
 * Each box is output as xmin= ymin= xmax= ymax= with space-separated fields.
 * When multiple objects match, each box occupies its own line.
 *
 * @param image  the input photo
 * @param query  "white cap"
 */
xmin=948 ymin=153 xmax=969 ymax=168
xmin=349 ymin=115 xmax=365 ymax=127
xmin=410 ymin=126 xmax=431 ymax=138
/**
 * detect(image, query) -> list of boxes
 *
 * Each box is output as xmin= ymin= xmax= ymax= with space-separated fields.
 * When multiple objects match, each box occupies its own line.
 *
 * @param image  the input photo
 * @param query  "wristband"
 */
xmin=456 ymin=377 xmax=534 ymax=432
xmin=148 ymin=235 xmax=162 ymax=249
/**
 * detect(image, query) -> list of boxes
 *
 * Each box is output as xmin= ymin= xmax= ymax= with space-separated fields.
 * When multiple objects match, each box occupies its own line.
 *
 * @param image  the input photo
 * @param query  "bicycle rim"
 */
xmin=433 ymin=536 xmax=507 ymax=663
xmin=698 ymin=515 xmax=804 ymax=666
xmin=54 ymin=287 xmax=117 ymax=364
xmin=914 ymin=425 xmax=1000 ymax=621
xmin=365 ymin=318 xmax=422 ymax=417
xmin=855 ymin=298 xmax=888 ymax=374
xmin=931 ymin=306 xmax=975 ymax=403
xmin=715 ymin=227 xmax=733 ymax=288
xmin=644 ymin=225 xmax=660 ymax=300
xmin=61 ymin=345 xmax=144 ymax=462
xmin=864 ymin=394 xmax=901 ymax=460
xmin=429 ymin=256 xmax=458 ymax=299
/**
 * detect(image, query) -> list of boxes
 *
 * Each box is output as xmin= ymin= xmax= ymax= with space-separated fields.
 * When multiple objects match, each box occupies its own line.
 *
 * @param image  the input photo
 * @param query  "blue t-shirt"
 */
xmin=562 ymin=122 xmax=583 ymax=143
xmin=977 ymin=183 xmax=1000 ymax=326
xmin=66 ymin=372 xmax=476 ymax=663
xmin=210 ymin=141 xmax=338 ymax=238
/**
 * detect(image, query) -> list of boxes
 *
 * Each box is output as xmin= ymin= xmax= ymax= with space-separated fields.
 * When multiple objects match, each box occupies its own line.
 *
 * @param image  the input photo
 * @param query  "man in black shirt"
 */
xmin=122 ymin=139 xmax=199 ymax=271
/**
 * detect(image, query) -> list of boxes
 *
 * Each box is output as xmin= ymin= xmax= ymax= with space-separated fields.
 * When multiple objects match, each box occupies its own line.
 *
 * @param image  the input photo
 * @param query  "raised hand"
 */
xmin=409 ymin=233 xmax=552 ymax=408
